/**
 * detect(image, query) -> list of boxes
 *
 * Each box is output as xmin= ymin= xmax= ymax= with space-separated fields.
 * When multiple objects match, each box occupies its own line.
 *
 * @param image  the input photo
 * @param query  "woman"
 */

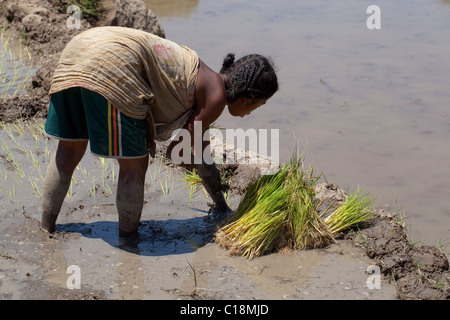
xmin=41 ymin=26 xmax=278 ymax=237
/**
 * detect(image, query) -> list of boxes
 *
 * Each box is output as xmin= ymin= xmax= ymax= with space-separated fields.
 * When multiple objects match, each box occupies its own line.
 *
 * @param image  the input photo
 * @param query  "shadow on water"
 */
xmin=55 ymin=210 xmax=230 ymax=257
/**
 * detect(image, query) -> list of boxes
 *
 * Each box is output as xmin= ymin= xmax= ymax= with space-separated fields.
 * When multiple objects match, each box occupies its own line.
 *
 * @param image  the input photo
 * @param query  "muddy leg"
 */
xmin=116 ymin=155 xmax=149 ymax=237
xmin=41 ymin=140 xmax=88 ymax=232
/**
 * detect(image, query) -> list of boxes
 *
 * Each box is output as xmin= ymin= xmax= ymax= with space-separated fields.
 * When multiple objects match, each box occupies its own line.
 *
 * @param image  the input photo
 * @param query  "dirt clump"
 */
xmin=316 ymin=183 xmax=449 ymax=300
xmin=350 ymin=210 xmax=449 ymax=299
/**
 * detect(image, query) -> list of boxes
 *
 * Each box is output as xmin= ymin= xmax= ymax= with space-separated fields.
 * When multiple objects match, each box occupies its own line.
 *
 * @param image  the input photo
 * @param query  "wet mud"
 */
xmin=0 ymin=0 xmax=448 ymax=300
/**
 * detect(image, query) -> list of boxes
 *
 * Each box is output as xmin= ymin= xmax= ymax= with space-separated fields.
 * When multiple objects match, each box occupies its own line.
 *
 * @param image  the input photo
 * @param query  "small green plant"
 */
xmin=29 ymin=177 xmax=42 ymax=200
xmin=159 ymin=175 xmax=170 ymax=197
xmin=7 ymin=185 xmax=16 ymax=203
xmin=180 ymin=169 xmax=208 ymax=199
xmin=186 ymin=259 xmax=197 ymax=292
xmin=90 ymin=177 xmax=97 ymax=198
xmin=102 ymin=182 xmax=113 ymax=196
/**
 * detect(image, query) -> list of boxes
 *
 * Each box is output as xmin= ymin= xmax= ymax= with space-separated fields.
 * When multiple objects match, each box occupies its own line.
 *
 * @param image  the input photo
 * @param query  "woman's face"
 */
xmin=228 ymin=97 xmax=268 ymax=118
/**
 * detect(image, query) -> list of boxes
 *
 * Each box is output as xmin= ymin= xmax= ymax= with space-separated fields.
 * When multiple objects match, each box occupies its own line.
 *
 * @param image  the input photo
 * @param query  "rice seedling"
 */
xmin=12 ymin=121 xmax=25 ymax=136
xmin=36 ymin=119 xmax=46 ymax=134
xmin=80 ymin=165 xmax=88 ymax=178
xmin=186 ymin=259 xmax=198 ymax=292
xmin=180 ymin=169 xmax=208 ymax=199
xmin=7 ymin=185 xmax=15 ymax=203
xmin=29 ymin=177 xmax=42 ymax=200
xmin=111 ymin=161 xmax=117 ymax=183
xmin=216 ymin=155 xmax=335 ymax=259
xmin=149 ymin=164 xmax=157 ymax=183
xmin=28 ymin=150 xmax=39 ymax=168
xmin=1 ymin=167 xmax=7 ymax=181
xmin=159 ymin=174 xmax=170 ymax=196
xmin=43 ymin=139 xmax=51 ymax=159
xmin=36 ymin=166 xmax=45 ymax=183
xmin=102 ymin=182 xmax=113 ymax=196
xmin=28 ymin=122 xmax=41 ymax=143
xmin=323 ymin=189 xmax=375 ymax=233
xmin=67 ymin=180 xmax=74 ymax=198
xmin=90 ymin=177 xmax=97 ymax=198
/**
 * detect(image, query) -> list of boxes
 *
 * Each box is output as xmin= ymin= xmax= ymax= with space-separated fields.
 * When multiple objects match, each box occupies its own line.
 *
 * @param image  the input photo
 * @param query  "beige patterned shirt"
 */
xmin=49 ymin=26 xmax=199 ymax=124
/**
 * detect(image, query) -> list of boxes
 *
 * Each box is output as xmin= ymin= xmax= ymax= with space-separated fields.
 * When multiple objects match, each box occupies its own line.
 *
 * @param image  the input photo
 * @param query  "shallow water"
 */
xmin=0 ymin=122 xmax=398 ymax=299
xmin=144 ymin=0 xmax=450 ymax=245
xmin=0 ymin=37 xmax=36 ymax=96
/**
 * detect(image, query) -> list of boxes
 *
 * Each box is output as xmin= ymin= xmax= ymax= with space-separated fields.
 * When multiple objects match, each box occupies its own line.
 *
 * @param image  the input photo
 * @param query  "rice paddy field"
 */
xmin=0 ymin=0 xmax=448 ymax=300
xmin=0 ymin=115 xmax=401 ymax=300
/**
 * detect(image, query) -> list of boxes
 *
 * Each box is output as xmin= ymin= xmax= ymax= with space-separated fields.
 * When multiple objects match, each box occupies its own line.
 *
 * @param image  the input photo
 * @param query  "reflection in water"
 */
xmin=143 ymin=0 xmax=199 ymax=17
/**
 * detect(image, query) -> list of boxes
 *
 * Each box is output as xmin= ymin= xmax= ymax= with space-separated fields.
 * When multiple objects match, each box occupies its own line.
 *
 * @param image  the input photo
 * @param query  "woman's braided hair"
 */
xmin=219 ymin=53 xmax=278 ymax=104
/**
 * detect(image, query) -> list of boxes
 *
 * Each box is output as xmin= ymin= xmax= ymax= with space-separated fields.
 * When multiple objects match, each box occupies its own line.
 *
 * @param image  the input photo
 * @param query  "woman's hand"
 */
xmin=196 ymin=162 xmax=231 ymax=213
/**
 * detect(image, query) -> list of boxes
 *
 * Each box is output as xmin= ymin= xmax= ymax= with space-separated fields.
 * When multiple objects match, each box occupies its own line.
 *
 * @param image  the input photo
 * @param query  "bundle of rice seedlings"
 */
xmin=323 ymin=189 xmax=375 ymax=233
xmin=215 ymin=156 xmax=335 ymax=259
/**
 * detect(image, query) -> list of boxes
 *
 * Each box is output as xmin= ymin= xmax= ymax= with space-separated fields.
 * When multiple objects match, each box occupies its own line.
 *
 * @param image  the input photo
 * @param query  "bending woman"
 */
xmin=41 ymin=26 xmax=278 ymax=236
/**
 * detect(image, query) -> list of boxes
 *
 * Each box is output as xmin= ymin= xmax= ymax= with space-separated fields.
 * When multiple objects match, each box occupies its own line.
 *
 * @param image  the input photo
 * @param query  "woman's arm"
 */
xmin=167 ymin=59 xmax=226 ymax=169
xmin=166 ymin=60 xmax=230 ymax=212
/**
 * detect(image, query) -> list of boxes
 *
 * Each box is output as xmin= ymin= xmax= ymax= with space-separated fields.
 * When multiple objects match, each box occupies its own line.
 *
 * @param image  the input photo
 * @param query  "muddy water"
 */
xmin=0 ymin=121 xmax=398 ymax=299
xmin=144 ymin=0 xmax=450 ymax=245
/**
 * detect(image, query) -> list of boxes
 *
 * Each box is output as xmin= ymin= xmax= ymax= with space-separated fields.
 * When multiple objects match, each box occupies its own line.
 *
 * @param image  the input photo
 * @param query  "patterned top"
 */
xmin=49 ymin=26 xmax=199 ymax=123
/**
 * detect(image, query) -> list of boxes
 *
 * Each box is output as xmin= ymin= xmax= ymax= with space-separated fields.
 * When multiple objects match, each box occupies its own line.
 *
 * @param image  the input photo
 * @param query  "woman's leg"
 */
xmin=41 ymin=140 xmax=88 ymax=232
xmin=116 ymin=155 xmax=149 ymax=237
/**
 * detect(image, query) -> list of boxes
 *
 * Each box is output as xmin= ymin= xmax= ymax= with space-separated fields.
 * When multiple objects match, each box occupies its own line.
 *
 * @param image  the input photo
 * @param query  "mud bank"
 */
xmin=0 ymin=0 xmax=448 ymax=300
xmin=0 ymin=0 xmax=164 ymax=121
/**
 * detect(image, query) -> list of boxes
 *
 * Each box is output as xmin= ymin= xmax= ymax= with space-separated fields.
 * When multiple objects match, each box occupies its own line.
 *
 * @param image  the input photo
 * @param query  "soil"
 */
xmin=0 ymin=0 xmax=448 ymax=300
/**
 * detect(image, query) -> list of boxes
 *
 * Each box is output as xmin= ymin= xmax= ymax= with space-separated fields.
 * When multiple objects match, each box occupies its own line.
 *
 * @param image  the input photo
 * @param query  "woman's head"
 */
xmin=220 ymin=53 xmax=278 ymax=112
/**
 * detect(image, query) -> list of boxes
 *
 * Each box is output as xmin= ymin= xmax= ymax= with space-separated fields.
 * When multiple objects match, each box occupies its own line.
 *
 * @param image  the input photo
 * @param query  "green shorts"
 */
xmin=45 ymin=87 xmax=148 ymax=158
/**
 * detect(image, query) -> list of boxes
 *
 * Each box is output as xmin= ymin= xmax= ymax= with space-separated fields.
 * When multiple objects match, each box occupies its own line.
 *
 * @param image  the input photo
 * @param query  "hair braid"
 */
xmin=246 ymin=64 xmax=265 ymax=91
xmin=220 ymin=53 xmax=278 ymax=104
